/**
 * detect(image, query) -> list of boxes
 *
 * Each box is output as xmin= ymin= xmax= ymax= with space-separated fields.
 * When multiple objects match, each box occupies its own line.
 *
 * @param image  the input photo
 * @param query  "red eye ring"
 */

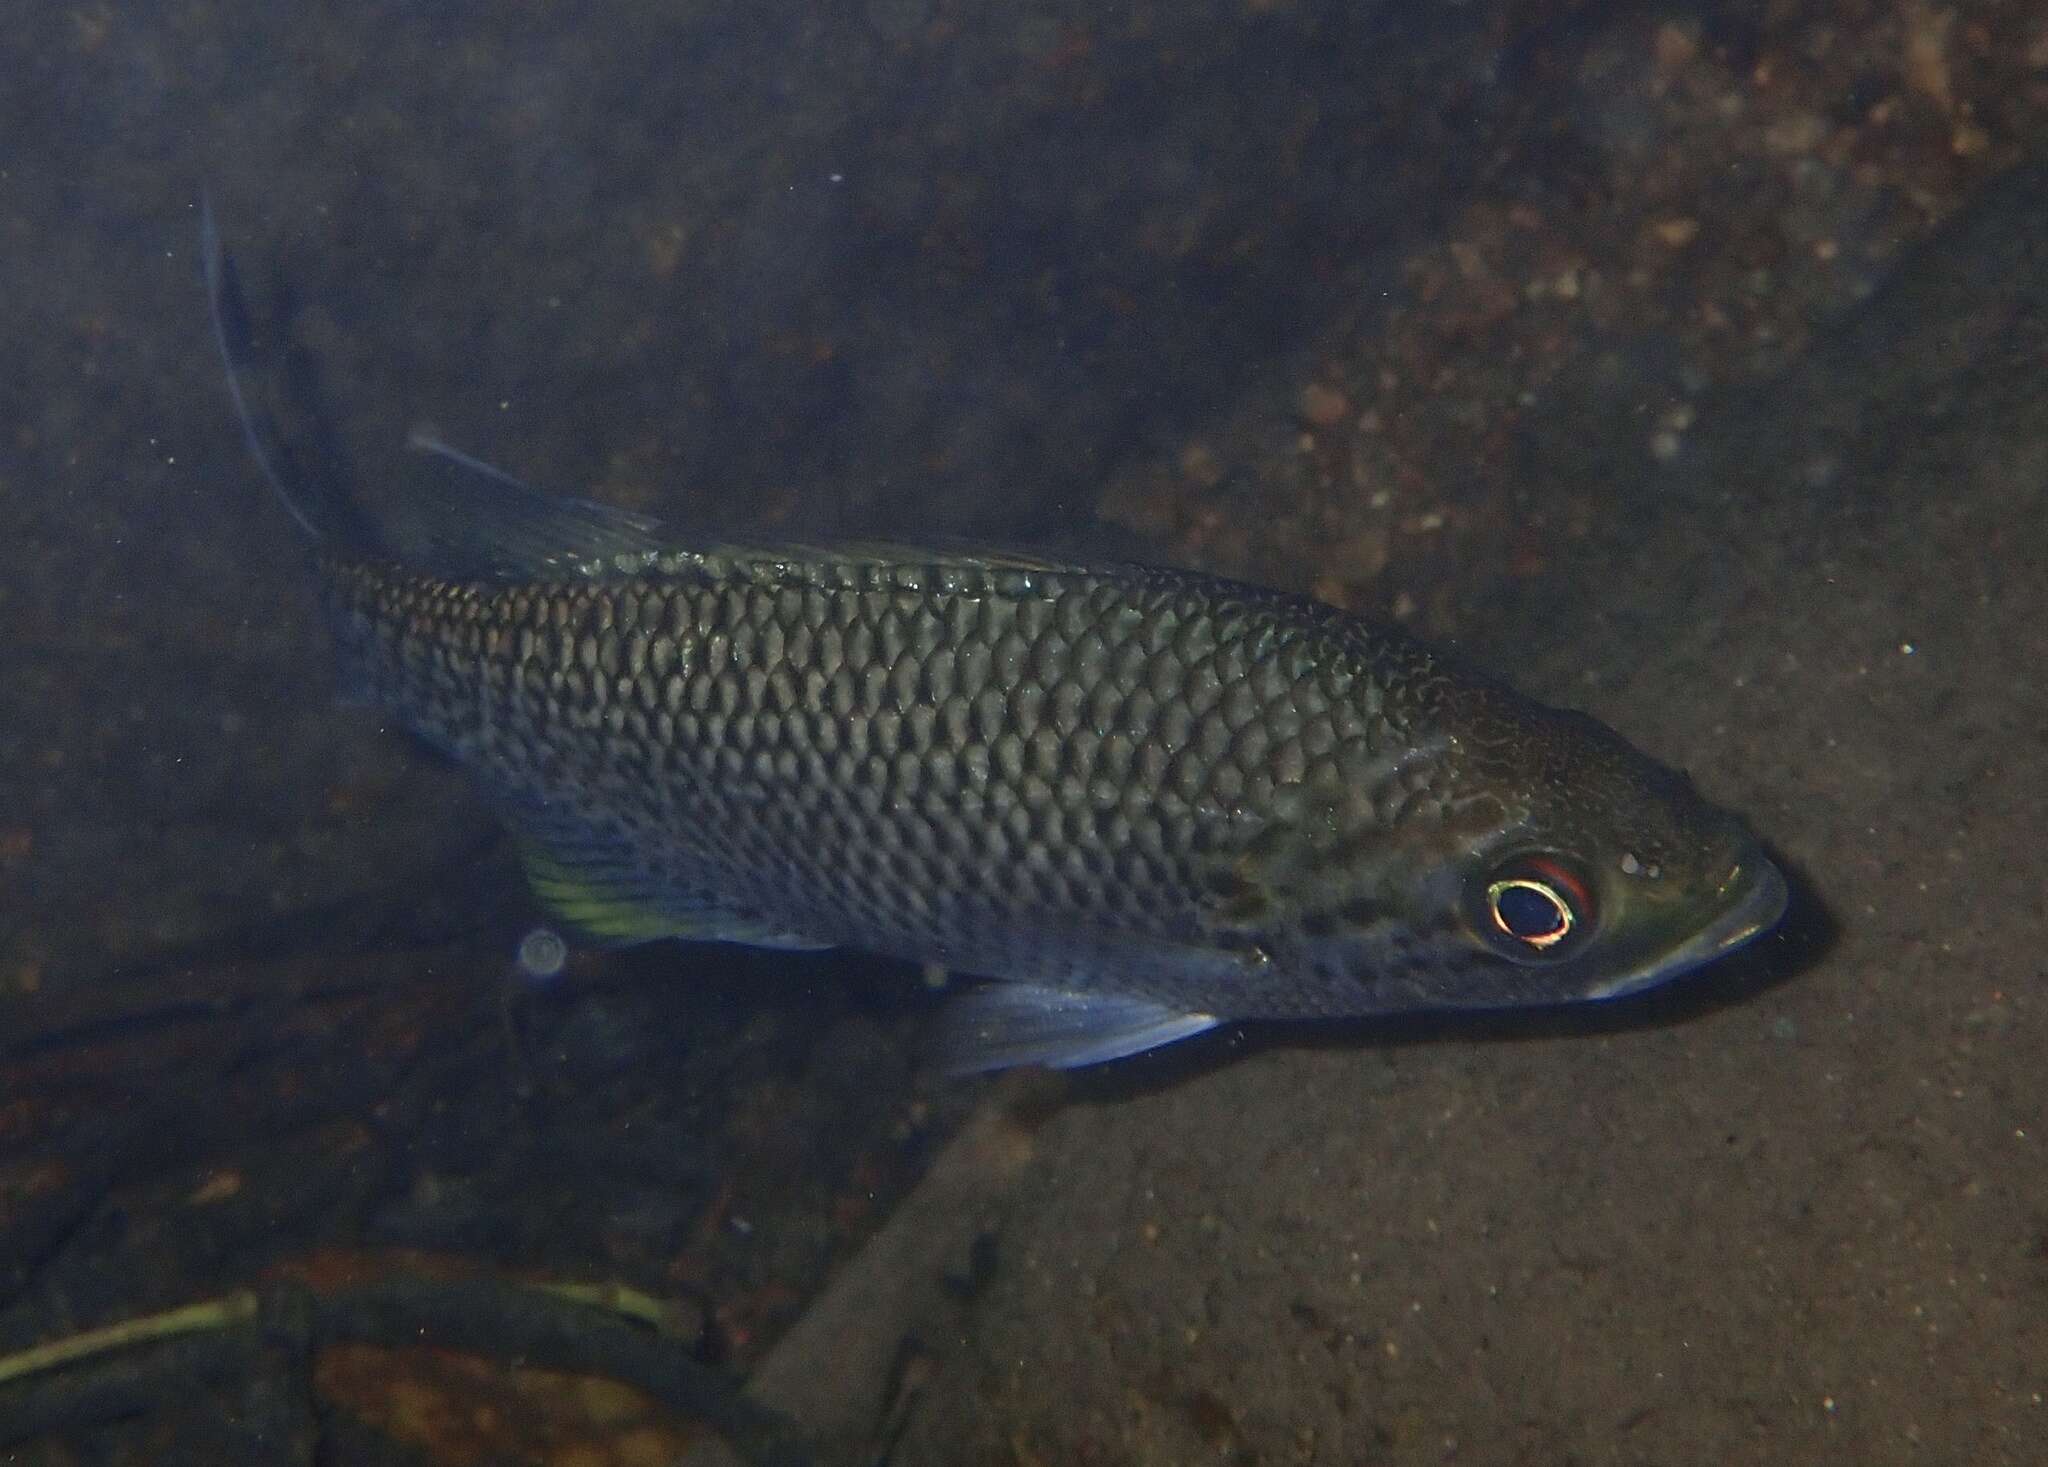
xmin=1518 ymin=855 xmax=1593 ymax=920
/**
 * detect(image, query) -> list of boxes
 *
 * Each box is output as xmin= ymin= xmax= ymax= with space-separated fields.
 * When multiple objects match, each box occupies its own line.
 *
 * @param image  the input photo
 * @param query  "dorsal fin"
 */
xmin=396 ymin=429 xmax=669 ymax=581
xmin=207 ymin=202 xmax=1107 ymax=589
xmin=399 ymin=434 xmax=1101 ymax=585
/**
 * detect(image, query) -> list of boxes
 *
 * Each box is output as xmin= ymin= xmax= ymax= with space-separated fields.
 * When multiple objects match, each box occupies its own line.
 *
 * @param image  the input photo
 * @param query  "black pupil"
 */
xmin=1497 ymin=883 xmax=1565 ymax=939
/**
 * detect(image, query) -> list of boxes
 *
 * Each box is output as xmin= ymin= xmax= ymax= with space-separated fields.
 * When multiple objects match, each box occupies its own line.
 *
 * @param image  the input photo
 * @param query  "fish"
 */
xmin=201 ymin=207 xmax=1787 ymax=1074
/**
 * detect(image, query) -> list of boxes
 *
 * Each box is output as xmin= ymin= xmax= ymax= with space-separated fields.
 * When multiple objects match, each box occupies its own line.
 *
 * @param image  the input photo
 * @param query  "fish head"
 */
xmin=1237 ymin=693 xmax=1787 ymax=1015
xmin=1430 ymin=701 xmax=1788 ymax=1008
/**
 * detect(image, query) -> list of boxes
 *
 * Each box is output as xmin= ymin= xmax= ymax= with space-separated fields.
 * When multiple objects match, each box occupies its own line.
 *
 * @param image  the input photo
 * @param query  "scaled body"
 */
xmin=336 ymin=548 xmax=1496 ymax=1017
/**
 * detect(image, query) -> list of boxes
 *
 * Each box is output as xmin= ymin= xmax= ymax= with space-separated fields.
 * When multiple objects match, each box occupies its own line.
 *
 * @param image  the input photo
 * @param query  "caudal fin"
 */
xmin=200 ymin=196 xmax=381 ymax=551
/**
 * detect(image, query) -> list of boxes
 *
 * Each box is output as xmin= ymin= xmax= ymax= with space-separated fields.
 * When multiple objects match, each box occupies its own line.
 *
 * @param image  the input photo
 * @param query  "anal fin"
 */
xmin=934 ymin=983 xmax=1219 ymax=1074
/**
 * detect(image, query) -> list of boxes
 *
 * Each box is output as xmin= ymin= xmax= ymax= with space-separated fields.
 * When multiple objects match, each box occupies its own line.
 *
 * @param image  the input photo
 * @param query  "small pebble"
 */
xmin=1653 ymin=22 xmax=1699 ymax=70
xmin=1654 ymin=217 xmax=1700 ymax=247
xmin=1298 ymin=382 xmax=1350 ymax=428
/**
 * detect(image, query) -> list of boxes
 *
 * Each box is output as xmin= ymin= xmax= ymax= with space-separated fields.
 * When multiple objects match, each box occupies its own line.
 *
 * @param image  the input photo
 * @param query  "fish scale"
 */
xmin=204 ymin=211 xmax=1787 ymax=1071
xmin=329 ymin=551 xmax=1414 ymax=1013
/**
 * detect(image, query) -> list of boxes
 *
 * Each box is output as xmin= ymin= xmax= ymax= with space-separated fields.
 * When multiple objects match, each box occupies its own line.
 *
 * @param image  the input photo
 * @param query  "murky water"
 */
xmin=2 ymin=3 xmax=2042 ymax=1462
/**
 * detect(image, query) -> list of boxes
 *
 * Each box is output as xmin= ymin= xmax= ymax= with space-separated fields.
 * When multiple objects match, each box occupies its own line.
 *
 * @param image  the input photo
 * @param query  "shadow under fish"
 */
xmin=200 ymin=201 xmax=1786 ymax=1075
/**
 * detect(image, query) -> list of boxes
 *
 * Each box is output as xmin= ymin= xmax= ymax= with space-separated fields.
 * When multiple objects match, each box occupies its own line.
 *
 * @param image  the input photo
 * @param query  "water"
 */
xmin=2 ymin=2 xmax=2044 ymax=1462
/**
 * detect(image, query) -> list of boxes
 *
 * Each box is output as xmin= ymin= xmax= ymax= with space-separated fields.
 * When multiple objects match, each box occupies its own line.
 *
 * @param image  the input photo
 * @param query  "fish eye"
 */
xmin=1490 ymin=877 xmax=1572 ymax=945
xmin=1471 ymin=854 xmax=1594 ymax=961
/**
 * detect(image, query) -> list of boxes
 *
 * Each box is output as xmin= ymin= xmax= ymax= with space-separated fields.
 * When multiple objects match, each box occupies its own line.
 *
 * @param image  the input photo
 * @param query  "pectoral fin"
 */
xmin=502 ymin=800 xmax=832 ymax=951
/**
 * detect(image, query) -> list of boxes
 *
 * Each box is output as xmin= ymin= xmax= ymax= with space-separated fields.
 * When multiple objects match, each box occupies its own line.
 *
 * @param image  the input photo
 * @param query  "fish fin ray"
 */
xmin=204 ymin=200 xmax=658 ymax=580
xmin=501 ymin=799 xmax=832 ymax=951
xmin=933 ymin=983 xmax=1219 ymax=1074
xmin=397 ymin=429 xmax=670 ymax=581
xmin=206 ymin=205 xmax=1092 ymax=584
xmin=403 ymin=437 xmax=1094 ymax=583
xmin=201 ymin=196 xmax=380 ymax=551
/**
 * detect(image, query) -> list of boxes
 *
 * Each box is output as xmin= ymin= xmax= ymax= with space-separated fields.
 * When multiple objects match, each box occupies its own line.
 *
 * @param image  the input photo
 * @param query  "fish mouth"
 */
xmin=1588 ymin=852 xmax=1790 ymax=1000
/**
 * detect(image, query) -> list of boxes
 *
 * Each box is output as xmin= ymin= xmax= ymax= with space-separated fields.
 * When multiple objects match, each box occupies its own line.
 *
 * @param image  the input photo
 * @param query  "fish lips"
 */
xmin=1585 ymin=853 xmax=1790 ymax=1001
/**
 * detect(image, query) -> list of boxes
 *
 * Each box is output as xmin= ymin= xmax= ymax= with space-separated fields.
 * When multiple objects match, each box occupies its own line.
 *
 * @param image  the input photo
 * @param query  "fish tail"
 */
xmin=200 ymin=194 xmax=382 ymax=553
